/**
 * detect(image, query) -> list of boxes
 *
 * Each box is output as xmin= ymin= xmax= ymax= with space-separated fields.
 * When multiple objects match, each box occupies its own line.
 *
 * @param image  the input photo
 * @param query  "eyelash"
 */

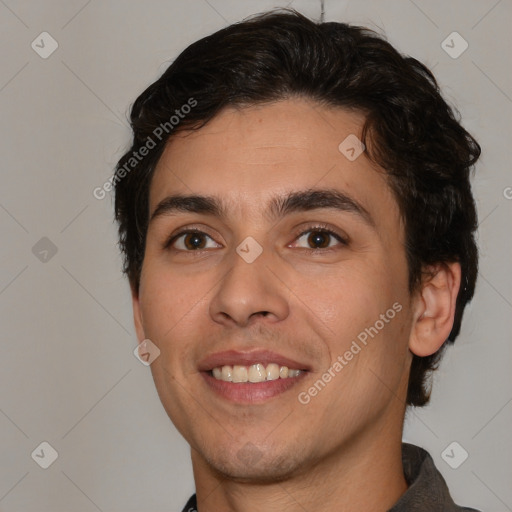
xmin=164 ymin=223 xmax=348 ymax=253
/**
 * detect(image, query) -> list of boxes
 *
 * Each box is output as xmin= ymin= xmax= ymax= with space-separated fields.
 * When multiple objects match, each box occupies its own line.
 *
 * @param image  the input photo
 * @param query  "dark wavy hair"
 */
xmin=114 ymin=9 xmax=480 ymax=407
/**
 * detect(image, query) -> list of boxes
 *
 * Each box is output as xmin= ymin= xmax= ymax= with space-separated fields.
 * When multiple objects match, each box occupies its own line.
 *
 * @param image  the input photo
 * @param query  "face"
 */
xmin=132 ymin=98 xmax=416 ymax=481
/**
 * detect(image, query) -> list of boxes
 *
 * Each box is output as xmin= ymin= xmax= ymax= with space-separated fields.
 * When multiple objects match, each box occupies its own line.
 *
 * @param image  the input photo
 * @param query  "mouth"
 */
xmin=210 ymin=363 xmax=302 ymax=382
xmin=199 ymin=350 xmax=310 ymax=403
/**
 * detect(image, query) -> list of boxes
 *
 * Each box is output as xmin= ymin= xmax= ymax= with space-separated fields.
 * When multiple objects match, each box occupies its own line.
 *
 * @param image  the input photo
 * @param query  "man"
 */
xmin=113 ymin=10 xmax=481 ymax=511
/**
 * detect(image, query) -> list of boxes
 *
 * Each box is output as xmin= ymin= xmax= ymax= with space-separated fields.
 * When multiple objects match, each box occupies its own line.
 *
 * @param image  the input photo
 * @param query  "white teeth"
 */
xmin=221 ymin=365 xmax=233 ymax=382
xmin=210 ymin=363 xmax=303 ymax=383
xmin=232 ymin=365 xmax=248 ymax=383
xmin=248 ymin=363 xmax=266 ymax=383
xmin=266 ymin=363 xmax=280 ymax=381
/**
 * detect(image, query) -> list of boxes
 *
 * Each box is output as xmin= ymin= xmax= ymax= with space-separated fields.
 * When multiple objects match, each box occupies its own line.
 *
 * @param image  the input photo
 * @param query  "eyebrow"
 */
xmin=149 ymin=188 xmax=375 ymax=228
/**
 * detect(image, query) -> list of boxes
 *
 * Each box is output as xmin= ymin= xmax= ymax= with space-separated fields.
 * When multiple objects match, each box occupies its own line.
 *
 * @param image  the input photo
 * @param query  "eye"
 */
xmin=292 ymin=226 xmax=348 ymax=251
xmin=164 ymin=225 xmax=348 ymax=252
xmin=166 ymin=229 xmax=221 ymax=251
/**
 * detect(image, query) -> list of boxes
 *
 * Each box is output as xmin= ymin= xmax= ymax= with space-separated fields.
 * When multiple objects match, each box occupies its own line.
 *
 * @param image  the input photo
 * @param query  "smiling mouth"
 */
xmin=209 ymin=363 xmax=303 ymax=383
xmin=199 ymin=349 xmax=310 ymax=402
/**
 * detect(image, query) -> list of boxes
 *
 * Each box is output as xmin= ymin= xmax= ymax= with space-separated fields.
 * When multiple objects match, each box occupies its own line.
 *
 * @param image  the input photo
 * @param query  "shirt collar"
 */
xmin=388 ymin=443 xmax=478 ymax=511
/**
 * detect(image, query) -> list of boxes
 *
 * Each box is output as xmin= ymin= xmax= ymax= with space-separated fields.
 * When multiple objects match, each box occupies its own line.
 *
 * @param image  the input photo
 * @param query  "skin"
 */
xmin=131 ymin=98 xmax=461 ymax=511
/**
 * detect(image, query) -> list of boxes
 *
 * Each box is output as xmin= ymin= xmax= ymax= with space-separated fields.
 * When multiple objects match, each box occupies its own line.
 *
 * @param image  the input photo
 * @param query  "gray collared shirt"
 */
xmin=389 ymin=443 xmax=480 ymax=511
xmin=181 ymin=443 xmax=481 ymax=511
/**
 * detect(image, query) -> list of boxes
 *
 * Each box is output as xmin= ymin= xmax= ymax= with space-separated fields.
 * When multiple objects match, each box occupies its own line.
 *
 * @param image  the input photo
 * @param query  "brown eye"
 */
xmin=167 ymin=230 xmax=220 ymax=251
xmin=294 ymin=228 xmax=347 ymax=250
xmin=182 ymin=232 xmax=207 ymax=250
xmin=306 ymin=231 xmax=331 ymax=249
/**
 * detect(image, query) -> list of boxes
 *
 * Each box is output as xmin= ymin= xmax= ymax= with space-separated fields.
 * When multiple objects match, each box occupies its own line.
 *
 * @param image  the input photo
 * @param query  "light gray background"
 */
xmin=0 ymin=0 xmax=510 ymax=511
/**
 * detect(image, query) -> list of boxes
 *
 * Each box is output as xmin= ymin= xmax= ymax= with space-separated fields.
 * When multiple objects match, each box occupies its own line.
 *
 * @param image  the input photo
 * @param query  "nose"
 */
xmin=209 ymin=246 xmax=290 ymax=328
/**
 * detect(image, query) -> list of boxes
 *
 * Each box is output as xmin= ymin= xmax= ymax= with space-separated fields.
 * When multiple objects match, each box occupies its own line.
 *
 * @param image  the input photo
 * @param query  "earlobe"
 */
xmin=409 ymin=262 xmax=461 ymax=357
xmin=131 ymin=284 xmax=146 ymax=343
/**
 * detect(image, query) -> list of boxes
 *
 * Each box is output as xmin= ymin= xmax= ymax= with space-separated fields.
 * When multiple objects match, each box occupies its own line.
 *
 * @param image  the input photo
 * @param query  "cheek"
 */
xmin=138 ymin=267 xmax=204 ymax=350
xmin=310 ymin=257 xmax=409 ymax=375
xmin=310 ymin=263 xmax=396 ymax=334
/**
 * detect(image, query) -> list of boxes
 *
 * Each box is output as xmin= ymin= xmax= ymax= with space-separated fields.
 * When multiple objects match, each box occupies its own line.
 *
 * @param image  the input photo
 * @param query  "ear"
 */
xmin=131 ymin=283 xmax=146 ymax=343
xmin=409 ymin=262 xmax=461 ymax=357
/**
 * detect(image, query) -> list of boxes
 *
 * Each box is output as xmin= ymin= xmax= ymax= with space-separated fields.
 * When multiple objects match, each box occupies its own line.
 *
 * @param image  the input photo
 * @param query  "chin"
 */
xmin=202 ymin=444 xmax=307 ymax=483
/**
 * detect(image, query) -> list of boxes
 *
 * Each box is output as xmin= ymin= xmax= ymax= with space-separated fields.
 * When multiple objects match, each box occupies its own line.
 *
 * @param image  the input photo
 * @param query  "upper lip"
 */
xmin=198 ymin=349 xmax=311 ymax=372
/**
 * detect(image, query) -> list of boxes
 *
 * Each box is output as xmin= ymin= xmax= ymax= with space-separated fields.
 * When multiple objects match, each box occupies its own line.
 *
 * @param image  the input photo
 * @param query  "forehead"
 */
xmin=149 ymin=98 xmax=398 ymax=229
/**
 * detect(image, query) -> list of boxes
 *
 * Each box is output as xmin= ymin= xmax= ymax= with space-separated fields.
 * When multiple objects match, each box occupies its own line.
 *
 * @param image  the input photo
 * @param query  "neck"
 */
xmin=191 ymin=427 xmax=408 ymax=512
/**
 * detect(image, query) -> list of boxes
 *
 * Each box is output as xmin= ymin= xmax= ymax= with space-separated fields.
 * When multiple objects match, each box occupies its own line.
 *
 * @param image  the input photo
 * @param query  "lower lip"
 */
xmin=201 ymin=371 xmax=307 ymax=403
